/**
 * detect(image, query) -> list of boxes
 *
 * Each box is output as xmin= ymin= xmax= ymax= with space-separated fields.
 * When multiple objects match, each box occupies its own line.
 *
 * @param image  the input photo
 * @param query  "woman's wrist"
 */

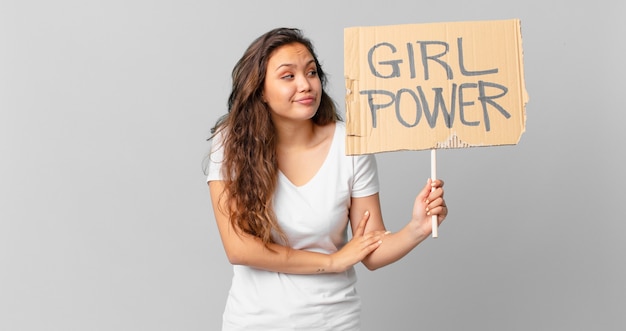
xmin=407 ymin=218 xmax=430 ymax=243
xmin=326 ymin=253 xmax=341 ymax=273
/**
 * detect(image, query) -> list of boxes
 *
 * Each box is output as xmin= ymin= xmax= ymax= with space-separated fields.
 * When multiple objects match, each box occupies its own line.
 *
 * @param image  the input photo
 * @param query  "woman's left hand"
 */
xmin=412 ymin=178 xmax=448 ymax=236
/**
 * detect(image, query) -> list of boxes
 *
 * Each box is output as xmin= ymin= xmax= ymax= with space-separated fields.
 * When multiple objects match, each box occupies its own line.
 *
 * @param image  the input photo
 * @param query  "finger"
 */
xmin=427 ymin=203 xmax=448 ymax=221
xmin=362 ymin=230 xmax=388 ymax=243
xmin=435 ymin=206 xmax=448 ymax=224
xmin=354 ymin=211 xmax=370 ymax=237
xmin=427 ymin=187 xmax=444 ymax=202
xmin=364 ymin=235 xmax=383 ymax=250
xmin=367 ymin=230 xmax=390 ymax=237
xmin=431 ymin=179 xmax=444 ymax=188
xmin=426 ymin=204 xmax=444 ymax=215
xmin=426 ymin=196 xmax=444 ymax=211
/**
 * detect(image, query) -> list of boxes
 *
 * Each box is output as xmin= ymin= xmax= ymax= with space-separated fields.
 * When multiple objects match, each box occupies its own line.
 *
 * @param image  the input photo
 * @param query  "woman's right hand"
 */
xmin=329 ymin=211 xmax=387 ymax=273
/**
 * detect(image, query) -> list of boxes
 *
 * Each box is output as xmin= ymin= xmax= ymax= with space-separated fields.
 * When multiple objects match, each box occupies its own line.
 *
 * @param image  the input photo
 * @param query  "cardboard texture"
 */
xmin=344 ymin=19 xmax=527 ymax=155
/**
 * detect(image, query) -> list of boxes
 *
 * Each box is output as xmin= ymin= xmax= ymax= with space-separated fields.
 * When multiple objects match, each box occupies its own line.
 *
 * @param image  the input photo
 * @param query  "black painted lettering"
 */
xmin=406 ymin=42 xmax=416 ymax=79
xmin=417 ymin=41 xmax=453 ymax=80
xmin=395 ymin=88 xmax=422 ymax=128
xmin=415 ymin=86 xmax=440 ymax=128
xmin=458 ymin=38 xmax=498 ymax=76
xmin=359 ymin=89 xmax=396 ymax=128
xmin=459 ymin=83 xmax=480 ymax=127
xmin=367 ymin=43 xmax=403 ymax=79
xmin=477 ymin=81 xmax=510 ymax=132
xmin=431 ymin=85 xmax=457 ymax=128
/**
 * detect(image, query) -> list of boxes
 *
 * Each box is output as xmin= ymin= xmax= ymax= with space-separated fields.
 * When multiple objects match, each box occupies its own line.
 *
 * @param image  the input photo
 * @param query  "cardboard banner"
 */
xmin=344 ymin=19 xmax=528 ymax=155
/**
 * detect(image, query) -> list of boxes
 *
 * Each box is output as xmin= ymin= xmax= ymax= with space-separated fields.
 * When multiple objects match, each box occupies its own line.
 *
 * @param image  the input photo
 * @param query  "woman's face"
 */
xmin=262 ymin=43 xmax=322 ymax=124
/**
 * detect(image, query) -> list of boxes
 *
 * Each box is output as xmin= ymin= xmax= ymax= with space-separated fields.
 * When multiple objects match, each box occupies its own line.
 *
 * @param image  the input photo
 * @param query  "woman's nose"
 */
xmin=297 ymin=75 xmax=311 ymax=92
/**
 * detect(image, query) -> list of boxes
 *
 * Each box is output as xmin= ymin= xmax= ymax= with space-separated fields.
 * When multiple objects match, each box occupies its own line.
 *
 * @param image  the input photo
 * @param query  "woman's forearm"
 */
xmin=223 ymin=212 xmax=385 ymax=274
xmin=220 ymin=228 xmax=340 ymax=274
xmin=361 ymin=221 xmax=428 ymax=270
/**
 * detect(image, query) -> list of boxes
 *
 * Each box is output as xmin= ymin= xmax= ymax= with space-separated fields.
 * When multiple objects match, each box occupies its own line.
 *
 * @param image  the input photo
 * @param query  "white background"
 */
xmin=1 ymin=0 xmax=624 ymax=330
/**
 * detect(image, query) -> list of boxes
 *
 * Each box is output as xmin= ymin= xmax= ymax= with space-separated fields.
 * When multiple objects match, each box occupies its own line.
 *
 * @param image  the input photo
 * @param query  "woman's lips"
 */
xmin=295 ymin=96 xmax=316 ymax=105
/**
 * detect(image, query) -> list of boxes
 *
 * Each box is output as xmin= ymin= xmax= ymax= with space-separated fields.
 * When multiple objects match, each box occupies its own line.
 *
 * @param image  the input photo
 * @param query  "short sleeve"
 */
xmin=206 ymin=131 xmax=225 ymax=182
xmin=351 ymin=154 xmax=379 ymax=198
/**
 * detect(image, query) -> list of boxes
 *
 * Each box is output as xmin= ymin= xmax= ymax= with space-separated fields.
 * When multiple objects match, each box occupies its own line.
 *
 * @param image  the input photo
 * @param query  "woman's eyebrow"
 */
xmin=274 ymin=59 xmax=316 ymax=71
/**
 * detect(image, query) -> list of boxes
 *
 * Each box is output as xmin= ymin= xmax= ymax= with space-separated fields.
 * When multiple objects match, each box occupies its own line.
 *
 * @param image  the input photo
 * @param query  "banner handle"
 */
xmin=431 ymin=149 xmax=438 ymax=238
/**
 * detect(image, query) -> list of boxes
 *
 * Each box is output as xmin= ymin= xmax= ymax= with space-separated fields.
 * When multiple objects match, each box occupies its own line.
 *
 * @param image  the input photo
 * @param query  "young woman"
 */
xmin=207 ymin=27 xmax=448 ymax=330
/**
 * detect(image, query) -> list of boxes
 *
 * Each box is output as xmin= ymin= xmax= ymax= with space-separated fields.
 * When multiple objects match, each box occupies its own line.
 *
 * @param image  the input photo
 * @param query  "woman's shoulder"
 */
xmin=312 ymin=120 xmax=342 ymax=146
xmin=328 ymin=120 xmax=345 ymax=140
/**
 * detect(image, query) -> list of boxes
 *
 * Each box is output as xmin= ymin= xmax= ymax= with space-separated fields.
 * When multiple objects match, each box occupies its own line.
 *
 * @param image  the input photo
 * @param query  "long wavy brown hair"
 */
xmin=209 ymin=27 xmax=341 ymax=247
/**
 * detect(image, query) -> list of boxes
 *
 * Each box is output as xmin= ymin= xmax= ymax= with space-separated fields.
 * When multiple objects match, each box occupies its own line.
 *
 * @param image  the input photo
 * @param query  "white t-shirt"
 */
xmin=207 ymin=121 xmax=379 ymax=331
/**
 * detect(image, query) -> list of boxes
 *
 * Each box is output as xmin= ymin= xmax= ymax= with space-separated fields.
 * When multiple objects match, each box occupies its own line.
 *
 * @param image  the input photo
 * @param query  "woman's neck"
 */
xmin=274 ymin=119 xmax=318 ymax=149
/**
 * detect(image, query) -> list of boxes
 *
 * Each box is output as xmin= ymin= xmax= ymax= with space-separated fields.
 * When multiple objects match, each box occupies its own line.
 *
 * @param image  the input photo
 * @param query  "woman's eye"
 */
xmin=307 ymin=70 xmax=318 ymax=77
xmin=281 ymin=74 xmax=294 ymax=79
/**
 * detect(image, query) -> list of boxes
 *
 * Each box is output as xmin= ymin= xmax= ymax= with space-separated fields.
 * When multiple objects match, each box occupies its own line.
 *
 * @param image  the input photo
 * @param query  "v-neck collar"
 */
xmin=278 ymin=122 xmax=338 ymax=189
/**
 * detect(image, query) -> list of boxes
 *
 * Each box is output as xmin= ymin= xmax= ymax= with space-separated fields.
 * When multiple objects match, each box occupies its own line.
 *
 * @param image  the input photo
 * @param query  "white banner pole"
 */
xmin=431 ymin=149 xmax=438 ymax=238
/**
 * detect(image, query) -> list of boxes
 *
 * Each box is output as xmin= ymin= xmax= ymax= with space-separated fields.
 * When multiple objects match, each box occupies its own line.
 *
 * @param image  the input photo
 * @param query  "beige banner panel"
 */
xmin=344 ymin=19 xmax=528 ymax=155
